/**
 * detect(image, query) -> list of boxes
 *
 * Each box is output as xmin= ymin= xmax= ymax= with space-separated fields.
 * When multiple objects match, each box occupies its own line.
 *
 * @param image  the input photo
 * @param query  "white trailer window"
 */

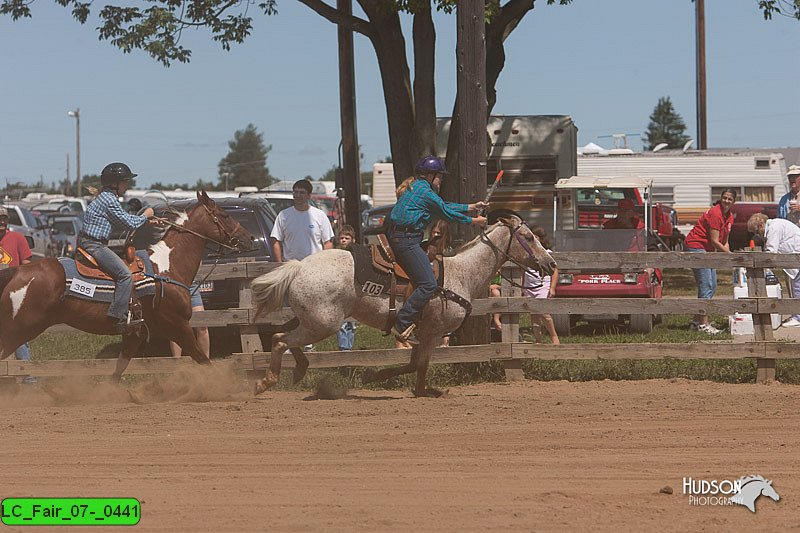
xmin=651 ymin=186 xmax=674 ymax=206
xmin=711 ymin=186 xmax=773 ymax=202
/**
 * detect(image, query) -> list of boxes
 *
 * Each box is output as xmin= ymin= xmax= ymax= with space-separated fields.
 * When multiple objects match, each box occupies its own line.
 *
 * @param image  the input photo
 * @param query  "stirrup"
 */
xmin=391 ymin=323 xmax=419 ymax=345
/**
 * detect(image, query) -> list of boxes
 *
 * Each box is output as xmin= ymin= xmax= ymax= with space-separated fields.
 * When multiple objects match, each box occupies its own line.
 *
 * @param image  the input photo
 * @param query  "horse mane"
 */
xmin=739 ymin=475 xmax=768 ymax=485
xmin=451 ymin=222 xmax=507 ymax=255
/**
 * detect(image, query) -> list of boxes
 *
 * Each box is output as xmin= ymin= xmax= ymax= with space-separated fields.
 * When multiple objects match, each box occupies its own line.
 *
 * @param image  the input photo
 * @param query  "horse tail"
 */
xmin=251 ymin=260 xmax=303 ymax=317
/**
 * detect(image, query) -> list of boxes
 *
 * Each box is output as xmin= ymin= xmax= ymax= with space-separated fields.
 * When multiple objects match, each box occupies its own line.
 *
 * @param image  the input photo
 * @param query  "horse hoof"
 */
xmin=254 ymin=376 xmax=278 ymax=396
xmin=413 ymin=387 xmax=446 ymax=398
xmin=292 ymin=367 xmax=307 ymax=385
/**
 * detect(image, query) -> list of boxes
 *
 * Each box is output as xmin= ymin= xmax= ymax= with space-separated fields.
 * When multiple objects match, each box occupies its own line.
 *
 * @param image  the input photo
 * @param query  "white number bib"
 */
xmin=69 ymin=279 xmax=97 ymax=298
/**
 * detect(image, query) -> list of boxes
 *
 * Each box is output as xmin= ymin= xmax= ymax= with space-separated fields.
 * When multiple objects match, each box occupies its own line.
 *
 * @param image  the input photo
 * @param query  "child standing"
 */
xmin=336 ymin=225 xmax=357 ymax=350
xmin=523 ymin=227 xmax=560 ymax=345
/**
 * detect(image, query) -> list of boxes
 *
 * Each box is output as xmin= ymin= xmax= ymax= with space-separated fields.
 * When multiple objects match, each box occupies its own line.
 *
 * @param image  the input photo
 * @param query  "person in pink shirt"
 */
xmin=683 ymin=188 xmax=737 ymax=334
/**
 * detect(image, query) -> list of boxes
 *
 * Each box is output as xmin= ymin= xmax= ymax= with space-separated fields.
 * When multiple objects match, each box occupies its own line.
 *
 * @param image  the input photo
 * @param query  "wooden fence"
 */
xmin=4 ymin=252 xmax=800 ymax=385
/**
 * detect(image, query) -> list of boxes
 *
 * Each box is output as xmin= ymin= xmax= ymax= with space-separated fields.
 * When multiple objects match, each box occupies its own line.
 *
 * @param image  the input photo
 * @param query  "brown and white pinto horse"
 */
xmin=0 ymin=191 xmax=252 ymax=380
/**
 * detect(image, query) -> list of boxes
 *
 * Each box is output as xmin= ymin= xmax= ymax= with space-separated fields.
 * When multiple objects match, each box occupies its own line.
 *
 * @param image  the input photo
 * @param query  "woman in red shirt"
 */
xmin=684 ymin=188 xmax=737 ymax=334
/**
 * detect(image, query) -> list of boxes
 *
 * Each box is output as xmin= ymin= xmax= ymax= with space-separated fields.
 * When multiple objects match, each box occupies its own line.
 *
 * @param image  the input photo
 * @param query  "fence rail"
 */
xmin=6 ymin=252 xmax=799 ymax=385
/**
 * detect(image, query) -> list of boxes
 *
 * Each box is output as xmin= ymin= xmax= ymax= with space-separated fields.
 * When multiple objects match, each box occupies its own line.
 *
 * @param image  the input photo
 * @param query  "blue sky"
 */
xmin=1 ymin=1 xmax=798 ymax=189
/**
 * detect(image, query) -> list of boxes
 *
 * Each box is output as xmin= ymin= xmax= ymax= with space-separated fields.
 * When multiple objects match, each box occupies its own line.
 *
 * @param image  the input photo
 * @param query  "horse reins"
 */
xmin=480 ymin=221 xmax=544 ymax=291
xmin=157 ymin=204 xmax=244 ymax=253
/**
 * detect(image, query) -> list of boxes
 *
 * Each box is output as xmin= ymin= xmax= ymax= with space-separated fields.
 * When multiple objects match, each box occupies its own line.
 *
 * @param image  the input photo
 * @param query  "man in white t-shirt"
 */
xmin=271 ymin=179 xmax=334 ymax=261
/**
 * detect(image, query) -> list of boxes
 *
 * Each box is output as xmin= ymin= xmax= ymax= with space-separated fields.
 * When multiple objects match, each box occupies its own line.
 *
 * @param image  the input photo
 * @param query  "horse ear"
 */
xmin=497 ymin=216 xmax=520 ymax=228
xmin=198 ymin=190 xmax=212 ymax=206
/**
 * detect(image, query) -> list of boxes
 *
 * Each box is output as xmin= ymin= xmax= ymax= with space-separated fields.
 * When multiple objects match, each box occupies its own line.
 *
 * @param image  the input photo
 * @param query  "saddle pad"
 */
xmin=349 ymin=243 xmax=394 ymax=296
xmin=59 ymin=250 xmax=158 ymax=303
xmin=348 ymin=243 xmax=444 ymax=297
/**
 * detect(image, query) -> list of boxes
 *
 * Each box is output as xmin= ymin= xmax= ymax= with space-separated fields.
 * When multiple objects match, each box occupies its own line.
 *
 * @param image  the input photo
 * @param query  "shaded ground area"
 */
xmin=1 ymin=370 xmax=796 ymax=531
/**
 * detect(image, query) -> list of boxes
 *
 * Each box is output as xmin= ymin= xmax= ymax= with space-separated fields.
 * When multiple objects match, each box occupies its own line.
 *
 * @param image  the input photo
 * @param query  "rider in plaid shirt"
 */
xmin=80 ymin=163 xmax=160 ymax=333
xmin=387 ymin=156 xmax=487 ymax=344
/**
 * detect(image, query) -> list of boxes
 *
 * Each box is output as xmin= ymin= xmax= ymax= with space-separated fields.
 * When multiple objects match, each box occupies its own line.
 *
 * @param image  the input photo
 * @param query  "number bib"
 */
xmin=69 ymin=279 xmax=98 ymax=298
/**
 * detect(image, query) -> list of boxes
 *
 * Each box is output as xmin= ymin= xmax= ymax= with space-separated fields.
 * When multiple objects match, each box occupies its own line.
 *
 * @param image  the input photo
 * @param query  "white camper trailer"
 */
xmin=578 ymin=150 xmax=788 ymax=234
xmin=435 ymin=115 xmax=578 ymax=230
xmin=371 ymin=162 xmax=397 ymax=208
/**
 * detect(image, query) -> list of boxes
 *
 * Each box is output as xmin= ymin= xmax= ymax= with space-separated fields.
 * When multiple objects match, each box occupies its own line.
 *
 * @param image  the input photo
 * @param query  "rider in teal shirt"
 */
xmin=387 ymin=156 xmax=487 ymax=343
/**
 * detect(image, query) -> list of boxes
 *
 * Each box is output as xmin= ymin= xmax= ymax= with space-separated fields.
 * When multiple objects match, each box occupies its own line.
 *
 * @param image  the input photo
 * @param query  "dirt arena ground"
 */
xmin=1 ymin=365 xmax=797 ymax=532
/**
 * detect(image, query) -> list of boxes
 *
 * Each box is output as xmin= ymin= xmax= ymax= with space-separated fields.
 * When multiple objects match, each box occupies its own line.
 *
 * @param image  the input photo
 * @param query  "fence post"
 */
xmin=747 ymin=265 xmax=776 ymax=383
xmin=501 ymin=265 xmax=524 ymax=381
xmin=239 ymin=280 xmax=265 ymax=382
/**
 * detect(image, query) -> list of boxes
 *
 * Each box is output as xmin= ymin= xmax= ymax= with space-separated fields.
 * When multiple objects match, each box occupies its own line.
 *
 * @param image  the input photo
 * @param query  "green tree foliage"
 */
xmin=643 ymin=96 xmax=691 ymax=150
xmin=759 ymin=0 xmax=800 ymax=20
xmin=320 ymin=165 xmax=338 ymax=182
xmin=218 ymin=124 xmax=273 ymax=190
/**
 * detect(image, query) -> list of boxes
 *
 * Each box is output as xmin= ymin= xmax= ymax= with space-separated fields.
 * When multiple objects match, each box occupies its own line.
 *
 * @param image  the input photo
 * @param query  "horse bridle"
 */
xmin=480 ymin=220 xmax=545 ymax=290
xmin=159 ymin=203 xmax=246 ymax=255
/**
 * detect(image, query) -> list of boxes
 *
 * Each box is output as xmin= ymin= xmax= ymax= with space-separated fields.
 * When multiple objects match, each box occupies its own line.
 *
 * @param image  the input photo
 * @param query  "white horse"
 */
xmin=251 ymin=216 xmax=557 ymax=397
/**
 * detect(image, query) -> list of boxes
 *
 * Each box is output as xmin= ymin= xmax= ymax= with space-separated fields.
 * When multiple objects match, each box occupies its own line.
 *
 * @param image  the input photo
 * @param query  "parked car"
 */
xmin=169 ymin=197 xmax=278 ymax=310
xmin=362 ymin=203 xmax=394 ymax=244
xmin=46 ymin=213 xmax=82 ymax=257
xmin=241 ymin=191 xmax=322 ymax=215
xmin=2 ymin=203 xmax=59 ymax=259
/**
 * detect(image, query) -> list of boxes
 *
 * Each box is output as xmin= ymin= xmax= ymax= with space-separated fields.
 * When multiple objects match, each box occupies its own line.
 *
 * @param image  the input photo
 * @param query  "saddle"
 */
xmin=370 ymin=234 xmax=441 ymax=289
xmin=75 ymin=240 xmax=146 ymax=283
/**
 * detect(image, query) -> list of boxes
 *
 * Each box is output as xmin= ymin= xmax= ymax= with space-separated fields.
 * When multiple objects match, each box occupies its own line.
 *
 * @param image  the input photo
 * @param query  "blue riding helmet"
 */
xmin=415 ymin=155 xmax=448 ymax=177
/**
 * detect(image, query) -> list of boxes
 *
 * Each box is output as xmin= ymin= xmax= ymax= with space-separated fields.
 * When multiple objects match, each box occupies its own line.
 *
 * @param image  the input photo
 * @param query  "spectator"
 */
xmin=271 ymin=179 xmax=334 ymax=352
xmin=523 ymin=227 xmax=560 ymax=345
xmin=777 ymin=165 xmax=800 ymax=225
xmin=683 ymin=188 xmax=737 ymax=335
xmin=489 ymin=277 xmax=503 ymax=334
xmin=0 ymin=206 xmax=36 ymax=383
xmin=271 ymin=179 xmax=334 ymax=262
xmin=126 ymin=197 xmax=143 ymax=215
xmin=336 ymin=225 xmax=357 ymax=351
xmin=748 ymin=213 xmax=800 ymax=328
xmin=602 ymin=198 xmax=645 ymax=230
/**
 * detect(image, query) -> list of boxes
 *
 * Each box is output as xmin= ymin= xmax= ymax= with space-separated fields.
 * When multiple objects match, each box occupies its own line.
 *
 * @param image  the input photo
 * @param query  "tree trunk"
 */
xmin=412 ymin=6 xmax=436 ymax=158
xmin=360 ymin=1 xmax=416 ymax=184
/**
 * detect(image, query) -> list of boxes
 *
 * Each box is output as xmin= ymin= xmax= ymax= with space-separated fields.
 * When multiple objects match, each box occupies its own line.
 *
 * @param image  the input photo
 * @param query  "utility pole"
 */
xmin=695 ymin=0 xmax=707 ymax=149
xmin=66 ymin=153 xmax=70 ymax=194
xmin=337 ymin=0 xmax=362 ymax=241
xmin=452 ymin=0 xmax=489 ymax=346
xmin=68 ymin=108 xmax=81 ymax=195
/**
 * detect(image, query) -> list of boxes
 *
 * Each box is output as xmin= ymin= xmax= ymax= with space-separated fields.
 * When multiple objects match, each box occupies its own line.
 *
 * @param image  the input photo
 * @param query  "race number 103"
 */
xmin=1 ymin=498 xmax=141 ymax=526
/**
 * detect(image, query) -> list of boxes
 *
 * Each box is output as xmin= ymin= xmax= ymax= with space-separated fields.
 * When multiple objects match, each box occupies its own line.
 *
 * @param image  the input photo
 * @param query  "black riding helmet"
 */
xmin=100 ymin=162 xmax=137 ymax=187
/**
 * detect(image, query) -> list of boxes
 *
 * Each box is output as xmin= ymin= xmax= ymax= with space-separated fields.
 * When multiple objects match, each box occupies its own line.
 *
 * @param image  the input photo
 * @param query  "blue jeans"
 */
xmin=337 ymin=321 xmax=355 ymax=350
xmin=686 ymin=247 xmax=717 ymax=299
xmin=389 ymin=231 xmax=437 ymax=331
xmin=15 ymin=342 xmax=31 ymax=361
xmin=81 ymin=237 xmax=132 ymax=321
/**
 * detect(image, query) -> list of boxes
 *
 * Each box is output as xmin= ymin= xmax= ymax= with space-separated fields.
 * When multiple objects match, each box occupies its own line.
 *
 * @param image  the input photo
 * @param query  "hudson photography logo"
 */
xmin=682 ymin=475 xmax=780 ymax=512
